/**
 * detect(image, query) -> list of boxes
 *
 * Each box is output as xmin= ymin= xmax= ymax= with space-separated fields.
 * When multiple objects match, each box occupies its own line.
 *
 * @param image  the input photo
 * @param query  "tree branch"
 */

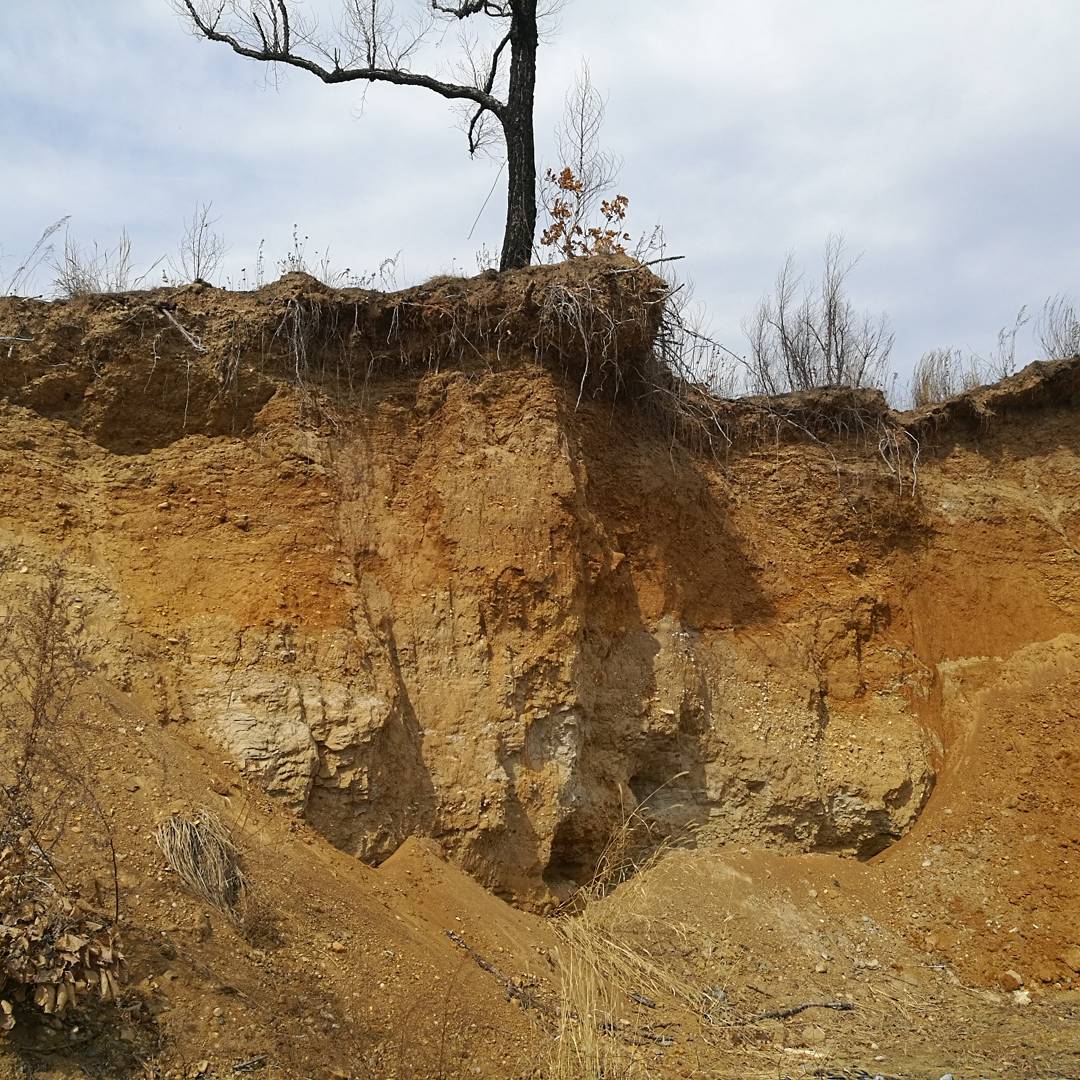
xmin=432 ymin=1 xmax=512 ymax=17
xmin=182 ymin=0 xmax=506 ymax=115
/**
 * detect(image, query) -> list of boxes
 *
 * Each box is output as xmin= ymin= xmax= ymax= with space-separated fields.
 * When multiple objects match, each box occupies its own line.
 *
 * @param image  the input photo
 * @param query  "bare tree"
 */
xmin=176 ymin=1 xmax=554 ymax=271
xmin=743 ymin=235 xmax=894 ymax=394
xmin=1037 ymin=294 xmax=1080 ymax=360
xmin=172 ymin=200 xmax=226 ymax=283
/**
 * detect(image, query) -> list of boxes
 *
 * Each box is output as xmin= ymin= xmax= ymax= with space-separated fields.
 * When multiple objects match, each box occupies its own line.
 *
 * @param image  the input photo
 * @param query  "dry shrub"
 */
xmin=743 ymin=235 xmax=894 ymax=395
xmin=540 ymin=167 xmax=631 ymax=259
xmin=0 ymin=839 xmax=122 ymax=1033
xmin=154 ymin=810 xmax=247 ymax=923
xmin=0 ymin=563 xmax=123 ymax=1033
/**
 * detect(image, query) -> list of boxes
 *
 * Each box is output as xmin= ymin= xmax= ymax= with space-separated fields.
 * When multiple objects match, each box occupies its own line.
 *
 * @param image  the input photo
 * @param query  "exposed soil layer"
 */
xmin=0 ymin=262 xmax=1077 ymax=1078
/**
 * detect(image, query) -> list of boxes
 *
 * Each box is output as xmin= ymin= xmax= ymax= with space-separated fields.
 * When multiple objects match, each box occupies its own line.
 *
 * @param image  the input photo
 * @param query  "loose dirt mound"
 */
xmin=0 ymin=261 xmax=1077 ymax=1078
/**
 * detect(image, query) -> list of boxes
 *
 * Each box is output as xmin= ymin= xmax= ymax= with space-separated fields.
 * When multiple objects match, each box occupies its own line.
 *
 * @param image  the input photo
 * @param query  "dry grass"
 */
xmin=154 ymin=810 xmax=247 ymax=923
xmin=909 ymin=347 xmax=984 ymax=408
xmin=1038 ymin=294 xmax=1080 ymax=360
xmin=546 ymin=790 xmax=706 ymax=1079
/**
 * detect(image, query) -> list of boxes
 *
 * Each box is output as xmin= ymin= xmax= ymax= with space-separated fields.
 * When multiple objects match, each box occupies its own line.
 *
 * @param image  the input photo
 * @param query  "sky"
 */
xmin=2 ymin=0 xmax=1079 ymax=391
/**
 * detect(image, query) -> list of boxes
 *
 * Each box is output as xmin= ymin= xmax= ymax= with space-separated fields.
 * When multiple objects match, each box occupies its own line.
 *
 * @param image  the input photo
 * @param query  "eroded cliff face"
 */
xmin=1 ymin=263 xmax=1076 ymax=907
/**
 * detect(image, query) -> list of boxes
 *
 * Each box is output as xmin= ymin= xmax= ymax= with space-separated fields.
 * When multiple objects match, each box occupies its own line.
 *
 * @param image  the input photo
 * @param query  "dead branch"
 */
xmin=754 ymin=1000 xmax=855 ymax=1022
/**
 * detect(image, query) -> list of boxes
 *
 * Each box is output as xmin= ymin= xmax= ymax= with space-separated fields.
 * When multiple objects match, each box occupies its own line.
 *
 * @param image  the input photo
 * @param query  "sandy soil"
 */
xmin=0 ymin=265 xmax=1076 ymax=1078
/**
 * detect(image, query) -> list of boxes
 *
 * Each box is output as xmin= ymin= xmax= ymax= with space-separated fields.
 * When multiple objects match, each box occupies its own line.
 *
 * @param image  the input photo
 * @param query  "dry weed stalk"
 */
xmin=3 ymin=217 xmax=70 ymax=297
xmin=154 ymin=810 xmax=247 ymax=923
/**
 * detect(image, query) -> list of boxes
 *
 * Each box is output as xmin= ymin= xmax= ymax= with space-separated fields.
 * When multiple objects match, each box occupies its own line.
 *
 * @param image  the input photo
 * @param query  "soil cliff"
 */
xmin=0 ymin=260 xmax=1077 ymax=1079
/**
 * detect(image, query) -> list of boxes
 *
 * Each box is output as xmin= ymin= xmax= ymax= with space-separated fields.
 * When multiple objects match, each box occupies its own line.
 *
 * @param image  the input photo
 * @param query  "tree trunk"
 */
xmin=499 ymin=2 xmax=538 ymax=271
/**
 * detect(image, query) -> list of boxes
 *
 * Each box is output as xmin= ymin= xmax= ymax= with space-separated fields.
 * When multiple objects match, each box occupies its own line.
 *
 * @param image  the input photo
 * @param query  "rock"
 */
xmin=1059 ymin=944 xmax=1080 ymax=973
xmin=999 ymin=969 xmax=1024 ymax=991
xmin=800 ymin=1023 xmax=827 ymax=1047
xmin=1011 ymin=988 xmax=1032 ymax=1006
xmin=330 ymin=941 xmax=346 ymax=953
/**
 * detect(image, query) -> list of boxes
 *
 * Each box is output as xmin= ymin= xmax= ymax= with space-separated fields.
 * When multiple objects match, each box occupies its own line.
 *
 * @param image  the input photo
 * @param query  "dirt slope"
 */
xmin=0 ymin=262 xmax=1077 ymax=1078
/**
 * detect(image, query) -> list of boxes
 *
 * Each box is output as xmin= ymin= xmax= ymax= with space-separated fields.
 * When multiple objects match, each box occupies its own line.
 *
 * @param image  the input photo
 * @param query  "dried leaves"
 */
xmin=541 ymin=166 xmax=632 ymax=260
xmin=0 ymin=839 xmax=123 ymax=1034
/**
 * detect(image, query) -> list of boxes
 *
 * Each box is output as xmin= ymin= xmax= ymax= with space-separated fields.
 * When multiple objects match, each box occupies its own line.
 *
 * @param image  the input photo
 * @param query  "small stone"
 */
xmin=999 ymin=969 xmax=1024 ymax=992
xmin=814 ymin=962 xmax=828 ymax=974
xmin=330 ymin=941 xmax=346 ymax=953
xmin=800 ymin=1023 xmax=827 ymax=1047
xmin=157 ymin=501 xmax=171 ymax=511
xmin=1011 ymin=988 xmax=1032 ymax=1006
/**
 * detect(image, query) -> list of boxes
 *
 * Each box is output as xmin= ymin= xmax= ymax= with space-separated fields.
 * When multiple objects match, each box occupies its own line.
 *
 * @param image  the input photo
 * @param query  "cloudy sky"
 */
xmin=2 ymin=1 xmax=1079 ymax=389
